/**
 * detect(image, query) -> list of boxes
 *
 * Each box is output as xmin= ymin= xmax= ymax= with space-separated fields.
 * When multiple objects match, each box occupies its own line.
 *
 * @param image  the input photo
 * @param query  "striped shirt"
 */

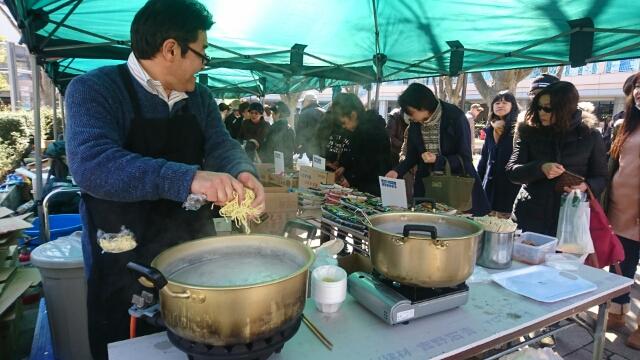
xmin=126 ymin=53 xmax=188 ymax=110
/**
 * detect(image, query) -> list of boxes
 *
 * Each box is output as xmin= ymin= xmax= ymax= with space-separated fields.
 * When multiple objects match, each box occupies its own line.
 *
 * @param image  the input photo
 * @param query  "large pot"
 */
xmin=128 ymin=234 xmax=314 ymax=346
xmin=368 ymin=212 xmax=483 ymax=287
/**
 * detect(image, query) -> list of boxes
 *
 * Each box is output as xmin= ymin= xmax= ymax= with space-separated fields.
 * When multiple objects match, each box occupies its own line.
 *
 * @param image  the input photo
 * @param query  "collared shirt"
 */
xmin=126 ymin=53 xmax=188 ymax=110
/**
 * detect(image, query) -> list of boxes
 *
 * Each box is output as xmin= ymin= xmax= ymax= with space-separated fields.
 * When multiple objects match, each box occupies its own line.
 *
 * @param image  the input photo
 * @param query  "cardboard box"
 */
xmin=269 ymin=172 xmax=299 ymax=188
xmin=298 ymin=166 xmax=335 ymax=189
xmin=250 ymin=183 xmax=298 ymax=235
xmin=254 ymin=163 xmax=275 ymax=183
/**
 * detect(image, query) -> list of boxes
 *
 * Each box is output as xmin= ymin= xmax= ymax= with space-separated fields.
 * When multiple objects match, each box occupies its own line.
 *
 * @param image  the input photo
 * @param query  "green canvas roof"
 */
xmin=6 ymin=0 xmax=640 ymax=94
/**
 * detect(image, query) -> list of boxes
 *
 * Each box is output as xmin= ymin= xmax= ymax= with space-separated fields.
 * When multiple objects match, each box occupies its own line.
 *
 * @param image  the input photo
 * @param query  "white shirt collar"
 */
xmin=126 ymin=53 xmax=188 ymax=110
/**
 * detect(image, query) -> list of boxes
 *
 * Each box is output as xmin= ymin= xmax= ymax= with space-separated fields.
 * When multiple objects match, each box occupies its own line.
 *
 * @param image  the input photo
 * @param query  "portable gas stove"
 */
xmin=348 ymin=271 xmax=469 ymax=325
xmin=128 ymin=291 xmax=301 ymax=360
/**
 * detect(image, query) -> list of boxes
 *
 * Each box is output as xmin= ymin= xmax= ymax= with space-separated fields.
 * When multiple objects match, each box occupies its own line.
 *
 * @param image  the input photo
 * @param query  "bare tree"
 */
xmin=435 ymin=75 xmax=465 ymax=105
xmin=471 ymin=69 xmax=534 ymax=105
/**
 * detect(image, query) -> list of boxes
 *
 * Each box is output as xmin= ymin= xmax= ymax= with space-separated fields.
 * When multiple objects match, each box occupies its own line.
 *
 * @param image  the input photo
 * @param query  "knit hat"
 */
xmin=530 ymin=74 xmax=560 ymax=92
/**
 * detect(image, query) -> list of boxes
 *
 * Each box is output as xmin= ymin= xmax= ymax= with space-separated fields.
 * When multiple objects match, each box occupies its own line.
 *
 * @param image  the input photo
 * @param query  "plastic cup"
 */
xmin=311 ymin=265 xmax=347 ymax=313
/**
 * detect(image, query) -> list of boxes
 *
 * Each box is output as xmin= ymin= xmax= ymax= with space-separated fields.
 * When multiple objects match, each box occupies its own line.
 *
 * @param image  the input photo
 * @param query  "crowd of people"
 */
xmin=222 ymin=71 xmax=640 ymax=348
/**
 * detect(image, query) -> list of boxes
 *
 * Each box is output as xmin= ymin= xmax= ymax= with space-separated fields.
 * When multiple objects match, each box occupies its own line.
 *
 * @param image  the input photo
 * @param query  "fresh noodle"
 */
xmin=218 ymin=189 xmax=262 ymax=234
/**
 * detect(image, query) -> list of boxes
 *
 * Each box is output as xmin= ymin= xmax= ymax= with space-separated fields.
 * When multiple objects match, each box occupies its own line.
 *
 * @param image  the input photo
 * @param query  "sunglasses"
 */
xmin=187 ymin=46 xmax=211 ymax=66
xmin=537 ymin=105 xmax=553 ymax=113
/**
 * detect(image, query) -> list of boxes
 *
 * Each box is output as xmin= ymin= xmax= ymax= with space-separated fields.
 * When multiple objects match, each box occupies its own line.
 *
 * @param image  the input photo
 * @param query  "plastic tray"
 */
xmin=491 ymin=265 xmax=597 ymax=302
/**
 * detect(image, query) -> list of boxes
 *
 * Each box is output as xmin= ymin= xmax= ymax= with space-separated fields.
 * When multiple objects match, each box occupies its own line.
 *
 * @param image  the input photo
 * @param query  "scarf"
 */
xmin=420 ymin=101 xmax=443 ymax=155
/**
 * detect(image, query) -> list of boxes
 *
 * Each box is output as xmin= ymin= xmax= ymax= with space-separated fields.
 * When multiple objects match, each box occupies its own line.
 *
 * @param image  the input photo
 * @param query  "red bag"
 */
xmin=584 ymin=188 xmax=625 ymax=270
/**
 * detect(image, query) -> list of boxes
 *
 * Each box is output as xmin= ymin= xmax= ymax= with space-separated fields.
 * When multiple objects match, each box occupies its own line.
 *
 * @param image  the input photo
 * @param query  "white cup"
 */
xmin=311 ymin=265 xmax=347 ymax=313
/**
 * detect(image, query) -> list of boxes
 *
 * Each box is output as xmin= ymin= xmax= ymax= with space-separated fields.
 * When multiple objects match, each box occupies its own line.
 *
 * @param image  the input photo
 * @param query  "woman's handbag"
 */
xmin=583 ymin=187 xmax=625 ymax=272
xmin=422 ymin=156 xmax=475 ymax=211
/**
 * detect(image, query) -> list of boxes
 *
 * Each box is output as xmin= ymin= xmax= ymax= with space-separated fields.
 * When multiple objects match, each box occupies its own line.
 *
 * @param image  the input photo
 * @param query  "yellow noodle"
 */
xmin=219 ymin=189 xmax=262 ymax=234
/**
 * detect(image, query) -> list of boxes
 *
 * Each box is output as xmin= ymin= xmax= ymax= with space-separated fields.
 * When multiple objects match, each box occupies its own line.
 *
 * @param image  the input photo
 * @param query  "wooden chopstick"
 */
xmin=302 ymin=314 xmax=333 ymax=350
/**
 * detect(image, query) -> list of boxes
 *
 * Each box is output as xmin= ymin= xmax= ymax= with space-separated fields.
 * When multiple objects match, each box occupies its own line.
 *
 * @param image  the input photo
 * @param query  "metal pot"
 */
xmin=127 ymin=234 xmax=314 ymax=346
xmin=367 ymin=212 xmax=483 ymax=287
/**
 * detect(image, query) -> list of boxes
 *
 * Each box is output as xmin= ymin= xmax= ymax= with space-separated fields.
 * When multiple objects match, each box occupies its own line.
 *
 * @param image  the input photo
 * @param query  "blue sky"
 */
xmin=1 ymin=2 xmax=21 ymax=42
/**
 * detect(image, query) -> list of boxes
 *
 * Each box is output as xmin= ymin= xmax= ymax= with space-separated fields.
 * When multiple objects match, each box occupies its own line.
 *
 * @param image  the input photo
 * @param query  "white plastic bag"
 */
xmin=556 ymin=190 xmax=594 ymax=255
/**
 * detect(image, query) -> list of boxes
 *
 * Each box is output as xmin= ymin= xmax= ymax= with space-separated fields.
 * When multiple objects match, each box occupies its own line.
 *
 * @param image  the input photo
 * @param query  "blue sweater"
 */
xmin=65 ymin=65 xmax=256 ymax=204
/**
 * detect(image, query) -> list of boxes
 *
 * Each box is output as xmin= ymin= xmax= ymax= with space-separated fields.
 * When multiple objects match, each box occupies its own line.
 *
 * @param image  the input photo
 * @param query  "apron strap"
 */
xmin=117 ymin=63 xmax=143 ymax=120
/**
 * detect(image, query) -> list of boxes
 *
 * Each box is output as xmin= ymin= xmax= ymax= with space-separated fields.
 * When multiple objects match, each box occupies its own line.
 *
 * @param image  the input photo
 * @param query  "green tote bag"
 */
xmin=422 ymin=155 xmax=475 ymax=211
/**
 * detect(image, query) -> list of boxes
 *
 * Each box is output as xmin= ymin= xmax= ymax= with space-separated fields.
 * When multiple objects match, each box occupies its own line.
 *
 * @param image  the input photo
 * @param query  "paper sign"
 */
xmin=379 ymin=176 xmax=408 ymax=209
xmin=299 ymin=166 xmax=336 ymax=189
xmin=312 ymin=155 xmax=326 ymax=170
xmin=274 ymin=151 xmax=285 ymax=175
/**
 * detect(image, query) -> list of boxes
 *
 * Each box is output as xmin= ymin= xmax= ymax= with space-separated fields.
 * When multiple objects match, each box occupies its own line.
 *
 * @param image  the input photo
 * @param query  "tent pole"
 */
xmin=60 ymin=93 xmax=66 ymax=132
xmin=460 ymin=73 xmax=468 ymax=109
xmin=31 ymin=54 xmax=46 ymax=241
xmin=52 ymin=82 xmax=58 ymax=140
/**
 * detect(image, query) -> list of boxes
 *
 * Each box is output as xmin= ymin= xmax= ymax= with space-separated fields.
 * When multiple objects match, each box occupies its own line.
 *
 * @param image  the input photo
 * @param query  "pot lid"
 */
xmin=368 ymin=212 xmax=482 ymax=239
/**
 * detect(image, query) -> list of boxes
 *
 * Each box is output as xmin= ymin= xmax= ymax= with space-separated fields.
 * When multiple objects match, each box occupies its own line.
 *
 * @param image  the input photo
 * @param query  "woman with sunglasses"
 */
xmin=506 ymin=81 xmax=607 ymax=236
xmin=477 ymin=91 xmax=521 ymax=218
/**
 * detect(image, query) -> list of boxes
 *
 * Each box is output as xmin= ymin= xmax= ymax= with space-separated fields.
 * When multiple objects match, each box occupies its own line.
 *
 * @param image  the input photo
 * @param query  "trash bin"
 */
xmin=30 ymin=231 xmax=91 ymax=360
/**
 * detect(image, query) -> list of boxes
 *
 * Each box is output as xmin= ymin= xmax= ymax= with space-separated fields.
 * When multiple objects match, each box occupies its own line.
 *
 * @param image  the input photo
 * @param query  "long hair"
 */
xmin=610 ymin=72 xmax=640 ymax=159
xmin=331 ymin=93 xmax=365 ymax=121
xmin=489 ymin=91 xmax=519 ymax=125
xmin=525 ymin=81 xmax=579 ymax=132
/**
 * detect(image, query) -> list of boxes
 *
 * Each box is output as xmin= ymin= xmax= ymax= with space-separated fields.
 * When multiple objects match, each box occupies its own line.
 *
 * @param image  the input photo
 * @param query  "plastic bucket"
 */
xmin=24 ymin=214 xmax=82 ymax=242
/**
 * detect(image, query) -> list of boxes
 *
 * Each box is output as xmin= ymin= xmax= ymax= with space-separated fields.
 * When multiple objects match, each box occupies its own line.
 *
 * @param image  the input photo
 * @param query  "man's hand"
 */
xmin=237 ymin=172 xmax=265 ymax=213
xmin=191 ymin=171 xmax=245 ymax=206
xmin=541 ymin=162 xmax=565 ymax=179
xmin=385 ymin=170 xmax=399 ymax=179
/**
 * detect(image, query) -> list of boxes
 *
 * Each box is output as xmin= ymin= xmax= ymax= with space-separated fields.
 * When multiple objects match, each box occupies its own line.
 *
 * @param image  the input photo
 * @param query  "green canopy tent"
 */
xmin=5 ymin=0 xmax=640 ymax=240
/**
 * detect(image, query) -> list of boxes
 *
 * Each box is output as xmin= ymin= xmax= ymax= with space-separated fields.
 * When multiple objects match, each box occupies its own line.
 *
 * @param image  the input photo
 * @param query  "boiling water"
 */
xmin=374 ymin=222 xmax=470 ymax=238
xmin=169 ymin=251 xmax=304 ymax=287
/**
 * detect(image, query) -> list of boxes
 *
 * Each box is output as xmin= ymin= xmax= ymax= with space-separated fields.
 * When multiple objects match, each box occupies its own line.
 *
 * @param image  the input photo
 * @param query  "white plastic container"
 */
xmin=30 ymin=232 xmax=91 ymax=360
xmin=512 ymin=232 xmax=558 ymax=265
xmin=311 ymin=265 xmax=347 ymax=313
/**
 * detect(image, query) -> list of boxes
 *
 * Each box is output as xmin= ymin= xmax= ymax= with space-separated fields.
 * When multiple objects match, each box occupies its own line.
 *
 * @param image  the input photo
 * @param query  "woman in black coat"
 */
xmin=506 ymin=81 xmax=607 ymax=236
xmin=330 ymin=93 xmax=391 ymax=196
xmin=477 ymin=91 xmax=521 ymax=217
xmin=385 ymin=83 xmax=490 ymax=215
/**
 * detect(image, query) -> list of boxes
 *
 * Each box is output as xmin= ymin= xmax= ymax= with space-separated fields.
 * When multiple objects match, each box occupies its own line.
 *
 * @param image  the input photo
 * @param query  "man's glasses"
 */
xmin=537 ymin=105 xmax=553 ymax=113
xmin=187 ymin=46 xmax=211 ymax=66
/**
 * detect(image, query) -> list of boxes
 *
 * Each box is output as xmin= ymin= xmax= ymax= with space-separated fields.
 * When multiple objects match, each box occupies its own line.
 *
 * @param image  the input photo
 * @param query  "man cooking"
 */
xmin=64 ymin=0 xmax=265 ymax=358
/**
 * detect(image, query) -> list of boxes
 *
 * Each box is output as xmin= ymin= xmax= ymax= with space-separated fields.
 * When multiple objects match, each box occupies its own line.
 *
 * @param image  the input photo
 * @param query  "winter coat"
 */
xmin=395 ymin=101 xmax=490 ymax=216
xmin=342 ymin=112 xmax=392 ymax=196
xmin=295 ymin=102 xmax=326 ymax=157
xmin=259 ymin=120 xmax=295 ymax=168
xmin=477 ymin=121 xmax=520 ymax=213
xmin=506 ymin=110 xmax=608 ymax=236
xmin=239 ymin=118 xmax=270 ymax=147
xmin=386 ymin=112 xmax=409 ymax=167
xmin=224 ymin=113 xmax=243 ymax=139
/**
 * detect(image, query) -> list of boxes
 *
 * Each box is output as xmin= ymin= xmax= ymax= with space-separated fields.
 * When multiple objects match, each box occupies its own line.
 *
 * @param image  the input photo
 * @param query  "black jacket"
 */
xmin=477 ymin=122 xmax=520 ymax=213
xmin=239 ymin=118 xmax=270 ymax=147
xmin=259 ymin=120 xmax=295 ymax=168
xmin=506 ymin=111 xmax=608 ymax=236
xmin=342 ymin=111 xmax=392 ymax=196
xmin=224 ymin=113 xmax=243 ymax=139
xmin=395 ymin=101 xmax=490 ymax=215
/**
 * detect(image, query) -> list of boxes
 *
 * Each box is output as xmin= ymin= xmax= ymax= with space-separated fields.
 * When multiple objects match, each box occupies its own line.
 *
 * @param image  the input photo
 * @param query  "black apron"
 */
xmin=83 ymin=64 xmax=216 ymax=359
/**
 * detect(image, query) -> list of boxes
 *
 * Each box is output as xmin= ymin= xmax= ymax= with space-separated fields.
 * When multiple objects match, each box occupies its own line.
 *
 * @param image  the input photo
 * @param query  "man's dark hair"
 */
xmin=131 ymin=0 xmax=213 ymax=60
xmin=238 ymin=101 xmax=251 ymax=113
xmin=218 ymin=103 xmax=230 ymax=112
xmin=398 ymin=83 xmax=439 ymax=114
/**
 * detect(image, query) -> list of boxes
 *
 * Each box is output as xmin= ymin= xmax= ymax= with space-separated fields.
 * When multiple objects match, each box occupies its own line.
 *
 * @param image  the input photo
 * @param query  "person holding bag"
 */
xmin=604 ymin=72 xmax=640 ymax=348
xmin=506 ymin=81 xmax=607 ymax=236
xmin=385 ymin=83 xmax=490 ymax=215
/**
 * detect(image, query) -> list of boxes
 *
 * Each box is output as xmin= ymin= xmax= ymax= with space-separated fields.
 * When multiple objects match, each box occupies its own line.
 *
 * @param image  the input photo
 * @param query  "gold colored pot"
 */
xmin=367 ymin=212 xmax=483 ymax=287
xmin=128 ymin=234 xmax=314 ymax=345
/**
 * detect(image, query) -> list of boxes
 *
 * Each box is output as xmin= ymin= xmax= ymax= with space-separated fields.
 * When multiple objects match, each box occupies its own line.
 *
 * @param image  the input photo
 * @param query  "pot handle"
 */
xmin=283 ymin=219 xmax=317 ymax=242
xmin=402 ymin=224 xmax=438 ymax=239
xmin=127 ymin=262 xmax=168 ymax=290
